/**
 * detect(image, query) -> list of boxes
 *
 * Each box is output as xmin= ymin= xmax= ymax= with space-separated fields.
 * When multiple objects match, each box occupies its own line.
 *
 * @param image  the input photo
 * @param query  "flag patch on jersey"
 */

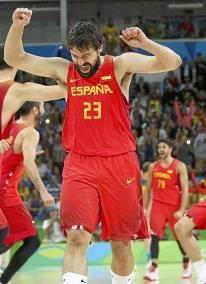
xmin=101 ymin=75 xmax=112 ymax=81
xmin=6 ymin=136 xmax=13 ymax=144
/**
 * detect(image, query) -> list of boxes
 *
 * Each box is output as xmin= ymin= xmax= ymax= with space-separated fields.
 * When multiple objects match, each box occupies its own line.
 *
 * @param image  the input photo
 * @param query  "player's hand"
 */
xmin=173 ymin=210 xmax=184 ymax=219
xmin=12 ymin=8 xmax=32 ymax=28
xmin=119 ymin=27 xmax=149 ymax=49
xmin=40 ymin=191 xmax=55 ymax=208
xmin=0 ymin=139 xmax=10 ymax=154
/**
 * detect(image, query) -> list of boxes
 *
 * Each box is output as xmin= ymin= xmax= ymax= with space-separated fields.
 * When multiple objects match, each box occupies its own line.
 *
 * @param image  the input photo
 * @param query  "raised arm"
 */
xmin=115 ymin=27 xmax=182 ymax=76
xmin=4 ymin=8 xmax=69 ymax=83
xmin=22 ymin=127 xmax=54 ymax=207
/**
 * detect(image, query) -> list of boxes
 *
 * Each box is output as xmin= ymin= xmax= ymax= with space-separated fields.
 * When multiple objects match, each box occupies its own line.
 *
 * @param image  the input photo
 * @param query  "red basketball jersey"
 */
xmin=0 ymin=80 xmax=15 ymax=177
xmin=152 ymin=159 xmax=181 ymax=206
xmin=0 ymin=209 xmax=7 ymax=229
xmin=0 ymin=122 xmax=27 ymax=206
xmin=0 ymin=80 xmax=15 ymax=139
xmin=62 ymin=56 xmax=135 ymax=156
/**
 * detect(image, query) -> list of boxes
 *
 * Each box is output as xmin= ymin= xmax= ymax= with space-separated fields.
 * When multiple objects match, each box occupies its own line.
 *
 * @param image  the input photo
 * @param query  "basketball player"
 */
xmin=175 ymin=202 xmax=206 ymax=284
xmin=144 ymin=139 xmax=190 ymax=281
xmin=0 ymin=45 xmax=65 ymax=271
xmin=0 ymin=101 xmax=54 ymax=284
xmin=0 ymin=44 xmax=65 ymax=161
xmin=5 ymin=8 xmax=182 ymax=284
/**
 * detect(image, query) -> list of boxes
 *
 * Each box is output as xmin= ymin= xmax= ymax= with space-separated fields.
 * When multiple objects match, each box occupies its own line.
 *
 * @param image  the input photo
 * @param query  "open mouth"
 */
xmin=80 ymin=65 xmax=91 ymax=73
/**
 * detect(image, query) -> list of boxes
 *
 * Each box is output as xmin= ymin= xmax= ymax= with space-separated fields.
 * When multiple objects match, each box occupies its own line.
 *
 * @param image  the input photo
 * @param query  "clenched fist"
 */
xmin=119 ymin=27 xmax=149 ymax=49
xmin=40 ymin=191 xmax=55 ymax=208
xmin=12 ymin=8 xmax=32 ymax=28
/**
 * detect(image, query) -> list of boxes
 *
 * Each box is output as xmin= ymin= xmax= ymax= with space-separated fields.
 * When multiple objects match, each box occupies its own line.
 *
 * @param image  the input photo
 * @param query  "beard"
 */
xmin=75 ymin=56 xmax=101 ymax=78
xmin=35 ymin=113 xmax=43 ymax=128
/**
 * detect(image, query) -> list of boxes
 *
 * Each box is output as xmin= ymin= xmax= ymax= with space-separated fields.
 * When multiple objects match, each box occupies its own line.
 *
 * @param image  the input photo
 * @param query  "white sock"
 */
xmin=63 ymin=272 xmax=87 ymax=284
xmin=193 ymin=259 xmax=206 ymax=278
xmin=111 ymin=270 xmax=134 ymax=284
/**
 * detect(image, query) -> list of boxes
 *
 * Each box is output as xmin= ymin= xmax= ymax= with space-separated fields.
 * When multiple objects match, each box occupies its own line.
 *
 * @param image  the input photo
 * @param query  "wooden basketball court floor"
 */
xmin=10 ymin=264 xmax=197 ymax=284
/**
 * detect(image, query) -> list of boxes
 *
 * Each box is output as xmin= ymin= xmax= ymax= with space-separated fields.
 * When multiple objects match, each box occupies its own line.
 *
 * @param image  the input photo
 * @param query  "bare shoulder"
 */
xmin=177 ymin=160 xmax=187 ymax=172
xmin=150 ymin=162 xmax=156 ymax=170
xmin=22 ymin=127 xmax=39 ymax=141
xmin=113 ymin=54 xmax=133 ymax=86
xmin=148 ymin=162 xmax=156 ymax=175
xmin=113 ymin=53 xmax=128 ymax=71
xmin=51 ymin=57 xmax=70 ymax=83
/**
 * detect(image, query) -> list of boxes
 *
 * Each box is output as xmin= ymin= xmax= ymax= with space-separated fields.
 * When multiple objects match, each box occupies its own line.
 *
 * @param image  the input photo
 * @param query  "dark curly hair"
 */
xmin=66 ymin=22 xmax=103 ymax=51
xmin=157 ymin=139 xmax=173 ymax=148
xmin=0 ymin=44 xmax=12 ymax=70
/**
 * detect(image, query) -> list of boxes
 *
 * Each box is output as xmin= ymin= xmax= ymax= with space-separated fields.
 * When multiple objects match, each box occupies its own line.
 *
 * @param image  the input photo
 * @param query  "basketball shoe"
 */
xmin=182 ymin=261 xmax=192 ymax=278
xmin=144 ymin=264 xmax=159 ymax=281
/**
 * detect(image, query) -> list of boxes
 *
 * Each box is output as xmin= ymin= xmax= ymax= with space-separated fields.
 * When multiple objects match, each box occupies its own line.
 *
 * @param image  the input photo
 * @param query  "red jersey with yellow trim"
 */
xmin=62 ymin=55 xmax=135 ymax=156
xmin=0 ymin=122 xmax=27 ymax=207
xmin=152 ymin=159 xmax=181 ymax=206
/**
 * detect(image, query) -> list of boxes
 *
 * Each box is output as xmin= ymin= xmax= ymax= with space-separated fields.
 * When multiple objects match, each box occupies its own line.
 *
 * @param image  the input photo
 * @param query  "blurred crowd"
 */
xmin=102 ymin=16 xmax=206 ymax=55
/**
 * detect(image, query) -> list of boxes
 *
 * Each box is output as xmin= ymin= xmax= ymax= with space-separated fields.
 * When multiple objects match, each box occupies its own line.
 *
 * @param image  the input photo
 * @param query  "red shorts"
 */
xmin=0 ymin=153 xmax=2 ymax=177
xmin=150 ymin=201 xmax=180 ymax=239
xmin=186 ymin=200 xmax=206 ymax=230
xmin=61 ymin=151 xmax=149 ymax=241
xmin=0 ymin=201 xmax=37 ymax=246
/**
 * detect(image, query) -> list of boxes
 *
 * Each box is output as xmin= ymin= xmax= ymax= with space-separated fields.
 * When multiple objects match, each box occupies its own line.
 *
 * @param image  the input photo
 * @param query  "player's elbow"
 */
xmin=167 ymin=54 xmax=182 ymax=71
xmin=4 ymin=51 xmax=25 ymax=68
xmin=173 ymin=54 xmax=182 ymax=69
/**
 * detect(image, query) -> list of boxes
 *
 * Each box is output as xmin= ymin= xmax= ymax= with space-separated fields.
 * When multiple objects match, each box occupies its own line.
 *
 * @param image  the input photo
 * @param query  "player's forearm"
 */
xmin=179 ymin=188 xmax=188 ymax=211
xmin=4 ymin=24 xmax=25 ymax=67
xmin=24 ymin=161 xmax=48 ymax=195
xmin=144 ymin=187 xmax=152 ymax=211
xmin=142 ymin=39 xmax=182 ymax=70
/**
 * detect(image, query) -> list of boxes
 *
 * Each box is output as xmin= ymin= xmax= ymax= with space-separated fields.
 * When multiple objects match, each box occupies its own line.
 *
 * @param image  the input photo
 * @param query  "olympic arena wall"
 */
xmin=25 ymin=40 xmax=206 ymax=61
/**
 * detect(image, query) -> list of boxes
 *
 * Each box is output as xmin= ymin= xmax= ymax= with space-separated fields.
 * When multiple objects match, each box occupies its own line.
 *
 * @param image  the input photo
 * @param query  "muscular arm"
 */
xmin=22 ymin=128 xmax=54 ymax=207
xmin=120 ymin=42 xmax=181 ymax=74
xmin=177 ymin=161 xmax=189 ymax=213
xmin=115 ymin=27 xmax=181 ymax=80
xmin=4 ymin=9 xmax=69 ymax=82
xmin=13 ymin=82 xmax=66 ymax=102
xmin=144 ymin=163 xmax=154 ymax=214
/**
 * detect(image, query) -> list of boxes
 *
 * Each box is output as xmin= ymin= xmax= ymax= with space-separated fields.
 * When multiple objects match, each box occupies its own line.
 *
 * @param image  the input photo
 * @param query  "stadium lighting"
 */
xmin=168 ymin=3 xmax=204 ymax=9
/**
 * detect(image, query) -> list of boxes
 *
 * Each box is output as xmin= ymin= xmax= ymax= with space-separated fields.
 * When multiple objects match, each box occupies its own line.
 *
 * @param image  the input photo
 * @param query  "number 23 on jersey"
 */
xmin=83 ymin=101 xmax=102 ymax=120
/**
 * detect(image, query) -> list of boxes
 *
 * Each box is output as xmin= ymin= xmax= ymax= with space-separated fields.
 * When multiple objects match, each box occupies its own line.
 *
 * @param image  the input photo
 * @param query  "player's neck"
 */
xmin=161 ymin=156 xmax=173 ymax=166
xmin=0 ymin=69 xmax=16 ymax=82
xmin=17 ymin=117 xmax=35 ymax=128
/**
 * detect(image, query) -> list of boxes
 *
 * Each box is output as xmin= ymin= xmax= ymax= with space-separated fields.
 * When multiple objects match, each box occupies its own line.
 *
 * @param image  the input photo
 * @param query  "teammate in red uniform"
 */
xmin=144 ymin=139 xmax=189 ymax=281
xmin=0 ymin=44 xmax=64 ymax=254
xmin=0 ymin=101 xmax=54 ymax=284
xmin=0 ymin=44 xmax=65 ymax=160
xmin=175 ymin=202 xmax=206 ymax=284
xmin=5 ymin=8 xmax=182 ymax=284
